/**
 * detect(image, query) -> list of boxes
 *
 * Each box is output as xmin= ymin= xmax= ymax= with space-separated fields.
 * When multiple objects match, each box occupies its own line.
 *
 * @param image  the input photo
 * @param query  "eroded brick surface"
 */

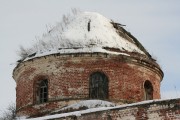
xmin=13 ymin=53 xmax=163 ymax=117
xmin=55 ymin=98 xmax=180 ymax=120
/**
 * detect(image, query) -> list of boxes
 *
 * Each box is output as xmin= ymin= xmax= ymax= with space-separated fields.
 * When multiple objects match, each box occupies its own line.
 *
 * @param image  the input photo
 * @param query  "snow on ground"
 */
xmin=20 ymin=98 xmax=179 ymax=120
xmin=18 ymin=11 xmax=145 ymax=62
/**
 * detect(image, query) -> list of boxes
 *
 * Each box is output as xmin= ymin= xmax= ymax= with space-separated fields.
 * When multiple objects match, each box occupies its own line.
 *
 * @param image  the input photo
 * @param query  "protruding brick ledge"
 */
xmin=28 ymin=98 xmax=180 ymax=120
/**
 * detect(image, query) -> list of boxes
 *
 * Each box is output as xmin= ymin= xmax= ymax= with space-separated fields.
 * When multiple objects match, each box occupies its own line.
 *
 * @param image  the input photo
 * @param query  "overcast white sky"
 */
xmin=0 ymin=0 xmax=180 ymax=115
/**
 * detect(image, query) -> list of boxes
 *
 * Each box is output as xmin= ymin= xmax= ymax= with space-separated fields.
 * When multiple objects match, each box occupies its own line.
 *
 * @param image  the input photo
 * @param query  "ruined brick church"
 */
xmin=13 ymin=12 xmax=180 ymax=119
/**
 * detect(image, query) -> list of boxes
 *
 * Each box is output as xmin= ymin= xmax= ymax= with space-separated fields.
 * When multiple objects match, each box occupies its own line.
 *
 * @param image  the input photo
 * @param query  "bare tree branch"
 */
xmin=0 ymin=103 xmax=16 ymax=120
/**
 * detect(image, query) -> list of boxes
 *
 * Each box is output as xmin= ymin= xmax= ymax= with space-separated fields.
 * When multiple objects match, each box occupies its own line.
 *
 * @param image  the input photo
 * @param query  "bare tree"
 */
xmin=17 ymin=9 xmax=82 ymax=60
xmin=0 ymin=103 xmax=16 ymax=120
xmin=17 ymin=45 xmax=29 ymax=59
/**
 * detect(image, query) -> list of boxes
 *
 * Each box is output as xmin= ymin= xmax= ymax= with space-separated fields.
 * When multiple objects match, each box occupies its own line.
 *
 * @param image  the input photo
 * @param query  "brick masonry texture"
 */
xmin=13 ymin=53 xmax=163 ymax=117
xmin=55 ymin=98 xmax=180 ymax=120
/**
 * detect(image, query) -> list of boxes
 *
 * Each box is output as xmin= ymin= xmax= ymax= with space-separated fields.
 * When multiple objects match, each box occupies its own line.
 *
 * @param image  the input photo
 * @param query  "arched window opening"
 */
xmin=89 ymin=72 xmax=108 ymax=99
xmin=36 ymin=79 xmax=48 ymax=104
xmin=144 ymin=80 xmax=153 ymax=100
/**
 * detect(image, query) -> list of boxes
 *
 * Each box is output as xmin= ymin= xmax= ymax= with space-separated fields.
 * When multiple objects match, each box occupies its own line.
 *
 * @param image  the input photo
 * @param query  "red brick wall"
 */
xmin=13 ymin=53 xmax=163 ymax=117
xmin=55 ymin=98 xmax=180 ymax=120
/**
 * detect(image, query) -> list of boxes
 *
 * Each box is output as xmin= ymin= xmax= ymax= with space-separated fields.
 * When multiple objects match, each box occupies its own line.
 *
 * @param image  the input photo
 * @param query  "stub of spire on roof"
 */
xmin=88 ymin=19 xmax=91 ymax=32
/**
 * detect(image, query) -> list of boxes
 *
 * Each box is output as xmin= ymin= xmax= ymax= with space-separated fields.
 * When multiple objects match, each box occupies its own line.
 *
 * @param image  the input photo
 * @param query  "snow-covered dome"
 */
xmin=19 ymin=11 xmax=151 ymax=61
xmin=14 ymin=12 xmax=163 ymax=118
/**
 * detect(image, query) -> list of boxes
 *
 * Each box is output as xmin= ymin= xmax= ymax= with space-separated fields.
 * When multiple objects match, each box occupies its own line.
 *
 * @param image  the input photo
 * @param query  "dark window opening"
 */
xmin=89 ymin=72 xmax=108 ymax=99
xmin=37 ymin=79 xmax=48 ymax=104
xmin=144 ymin=80 xmax=153 ymax=100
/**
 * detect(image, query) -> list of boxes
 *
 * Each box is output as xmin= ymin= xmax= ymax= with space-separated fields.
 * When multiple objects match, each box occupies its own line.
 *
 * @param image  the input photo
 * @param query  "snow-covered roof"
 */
xmin=18 ymin=11 xmax=151 ymax=61
xmin=19 ymin=98 xmax=179 ymax=120
xmin=52 ymin=100 xmax=116 ymax=114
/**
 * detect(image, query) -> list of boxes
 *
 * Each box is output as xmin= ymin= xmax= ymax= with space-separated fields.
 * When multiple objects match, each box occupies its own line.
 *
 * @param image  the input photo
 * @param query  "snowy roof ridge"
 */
xmin=17 ymin=11 xmax=150 ymax=62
